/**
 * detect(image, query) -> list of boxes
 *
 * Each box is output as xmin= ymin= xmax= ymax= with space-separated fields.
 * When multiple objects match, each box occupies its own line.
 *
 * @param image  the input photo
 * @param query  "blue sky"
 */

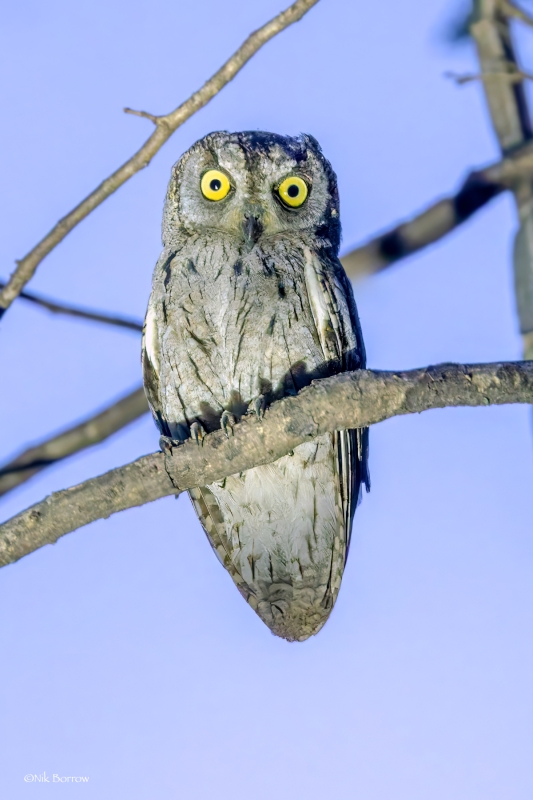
xmin=1 ymin=1 xmax=532 ymax=797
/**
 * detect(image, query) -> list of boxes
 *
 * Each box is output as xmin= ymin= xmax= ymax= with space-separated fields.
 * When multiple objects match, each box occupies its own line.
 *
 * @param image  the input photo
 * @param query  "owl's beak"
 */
xmin=242 ymin=210 xmax=264 ymax=250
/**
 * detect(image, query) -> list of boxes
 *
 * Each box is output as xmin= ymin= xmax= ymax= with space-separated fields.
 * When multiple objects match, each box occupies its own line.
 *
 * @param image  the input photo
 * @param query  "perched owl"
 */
xmin=142 ymin=131 xmax=369 ymax=642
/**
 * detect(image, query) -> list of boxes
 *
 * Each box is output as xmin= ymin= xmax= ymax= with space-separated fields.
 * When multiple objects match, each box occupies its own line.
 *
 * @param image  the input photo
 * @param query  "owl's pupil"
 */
xmin=287 ymin=184 xmax=299 ymax=198
xmin=210 ymin=179 xmax=222 ymax=192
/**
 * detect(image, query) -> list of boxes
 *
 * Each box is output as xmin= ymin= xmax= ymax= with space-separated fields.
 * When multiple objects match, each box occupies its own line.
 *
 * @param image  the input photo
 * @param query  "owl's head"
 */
xmin=162 ymin=131 xmax=341 ymax=255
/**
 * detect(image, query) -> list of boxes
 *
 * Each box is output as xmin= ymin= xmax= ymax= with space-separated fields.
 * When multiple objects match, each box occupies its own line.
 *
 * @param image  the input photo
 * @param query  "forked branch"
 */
xmin=1 ymin=360 xmax=532 ymax=568
xmin=470 ymin=0 xmax=533 ymax=359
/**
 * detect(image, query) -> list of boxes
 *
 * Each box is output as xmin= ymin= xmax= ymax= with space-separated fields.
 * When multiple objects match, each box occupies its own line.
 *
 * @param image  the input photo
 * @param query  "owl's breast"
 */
xmin=152 ymin=239 xmax=333 ymax=435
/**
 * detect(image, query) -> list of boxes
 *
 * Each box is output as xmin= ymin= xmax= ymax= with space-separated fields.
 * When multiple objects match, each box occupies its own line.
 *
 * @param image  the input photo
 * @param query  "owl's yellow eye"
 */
xmin=277 ymin=176 xmax=308 ymax=208
xmin=201 ymin=169 xmax=231 ymax=201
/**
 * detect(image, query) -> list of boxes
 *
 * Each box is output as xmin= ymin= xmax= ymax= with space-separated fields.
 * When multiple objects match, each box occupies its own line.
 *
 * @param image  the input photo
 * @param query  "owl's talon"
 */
xmin=159 ymin=435 xmax=175 ymax=455
xmin=190 ymin=421 xmax=206 ymax=446
xmin=221 ymin=410 xmax=235 ymax=438
xmin=253 ymin=395 xmax=265 ymax=420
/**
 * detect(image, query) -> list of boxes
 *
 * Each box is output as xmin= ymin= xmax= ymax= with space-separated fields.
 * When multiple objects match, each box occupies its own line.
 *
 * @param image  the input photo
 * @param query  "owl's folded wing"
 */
xmin=303 ymin=247 xmax=369 ymax=550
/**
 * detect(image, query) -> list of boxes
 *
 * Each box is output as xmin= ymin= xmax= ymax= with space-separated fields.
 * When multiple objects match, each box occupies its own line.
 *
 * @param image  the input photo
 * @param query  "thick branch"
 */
xmin=1 ymin=360 xmax=532 ymax=567
xmin=0 ymin=386 xmax=148 ymax=496
xmin=0 ymin=0 xmax=319 ymax=316
xmin=341 ymin=140 xmax=533 ymax=279
xmin=0 ymin=453 xmax=174 ymax=568
xmin=0 ymin=280 xmax=143 ymax=332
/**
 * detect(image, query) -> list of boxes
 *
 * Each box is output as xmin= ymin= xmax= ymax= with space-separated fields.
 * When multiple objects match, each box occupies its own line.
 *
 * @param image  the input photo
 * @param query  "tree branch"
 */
xmin=340 ymin=141 xmax=533 ymax=279
xmin=0 ymin=386 xmax=148 ymax=497
xmin=1 ymin=360 xmax=532 ymax=568
xmin=499 ymin=0 xmax=533 ymax=28
xmin=445 ymin=67 xmax=533 ymax=84
xmin=470 ymin=0 xmax=533 ymax=357
xmin=0 ymin=280 xmax=143 ymax=332
xmin=0 ymin=0 xmax=320 ymax=317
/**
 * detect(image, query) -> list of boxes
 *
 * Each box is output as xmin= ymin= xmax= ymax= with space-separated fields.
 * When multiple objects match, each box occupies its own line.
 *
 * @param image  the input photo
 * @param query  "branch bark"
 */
xmin=1 ymin=360 xmax=532 ymax=568
xmin=340 ymin=140 xmax=533 ymax=280
xmin=0 ymin=0 xmax=320 ymax=316
xmin=0 ymin=386 xmax=148 ymax=496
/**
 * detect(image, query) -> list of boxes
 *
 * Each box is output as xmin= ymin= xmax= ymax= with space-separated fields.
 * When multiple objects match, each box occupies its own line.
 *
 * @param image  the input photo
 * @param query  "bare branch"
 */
xmin=470 ymin=1 xmax=533 ymax=358
xmin=0 ymin=453 xmax=174 ymax=568
xmin=123 ymin=107 xmax=159 ymax=123
xmin=0 ymin=0 xmax=320 ymax=316
xmin=499 ymin=0 xmax=533 ymax=27
xmin=1 ymin=360 xmax=532 ymax=568
xmin=445 ymin=68 xmax=533 ymax=84
xmin=471 ymin=0 xmax=532 ymax=148
xmin=341 ymin=141 xmax=533 ymax=279
xmin=0 ymin=279 xmax=143 ymax=332
xmin=0 ymin=386 xmax=148 ymax=497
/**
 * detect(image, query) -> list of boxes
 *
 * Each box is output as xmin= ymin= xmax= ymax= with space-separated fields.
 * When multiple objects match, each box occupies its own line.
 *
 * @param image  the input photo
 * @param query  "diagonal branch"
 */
xmin=0 ymin=0 xmax=320 ymax=317
xmin=499 ymin=0 xmax=533 ymax=27
xmin=0 ymin=279 xmax=143 ymax=332
xmin=341 ymin=139 xmax=533 ymax=280
xmin=1 ymin=360 xmax=532 ymax=568
xmin=0 ymin=386 xmax=148 ymax=497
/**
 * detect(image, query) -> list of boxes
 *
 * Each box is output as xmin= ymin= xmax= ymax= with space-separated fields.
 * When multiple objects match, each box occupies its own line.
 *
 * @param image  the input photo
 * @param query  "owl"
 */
xmin=142 ymin=131 xmax=369 ymax=642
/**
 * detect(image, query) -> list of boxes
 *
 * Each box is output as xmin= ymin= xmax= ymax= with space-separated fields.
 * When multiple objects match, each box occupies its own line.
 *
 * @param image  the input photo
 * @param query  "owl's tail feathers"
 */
xmin=357 ymin=427 xmax=371 ymax=494
xmin=255 ymin=586 xmax=334 ymax=643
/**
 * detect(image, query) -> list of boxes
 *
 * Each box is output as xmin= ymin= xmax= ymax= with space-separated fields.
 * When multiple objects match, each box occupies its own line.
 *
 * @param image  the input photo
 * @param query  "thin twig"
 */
xmin=445 ymin=68 xmax=533 ymax=84
xmin=499 ymin=0 xmax=533 ymax=28
xmin=123 ymin=107 xmax=159 ymax=123
xmin=0 ymin=387 xmax=149 ymax=497
xmin=0 ymin=280 xmax=143 ymax=331
xmin=0 ymin=0 xmax=320 ymax=317
xmin=1 ymin=360 xmax=532 ymax=568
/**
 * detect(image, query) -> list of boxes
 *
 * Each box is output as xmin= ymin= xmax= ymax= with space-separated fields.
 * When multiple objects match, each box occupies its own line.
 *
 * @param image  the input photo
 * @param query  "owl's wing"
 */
xmin=303 ymin=247 xmax=369 ymax=552
xmin=141 ymin=303 xmax=173 ymax=438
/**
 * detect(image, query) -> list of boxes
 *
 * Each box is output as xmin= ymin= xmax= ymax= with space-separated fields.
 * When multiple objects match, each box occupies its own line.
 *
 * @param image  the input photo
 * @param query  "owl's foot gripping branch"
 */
xmin=0 ymin=361 xmax=532 ymax=570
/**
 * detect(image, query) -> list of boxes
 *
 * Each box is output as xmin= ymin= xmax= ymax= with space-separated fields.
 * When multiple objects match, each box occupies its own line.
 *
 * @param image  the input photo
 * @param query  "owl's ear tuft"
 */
xmin=300 ymin=133 xmax=322 ymax=156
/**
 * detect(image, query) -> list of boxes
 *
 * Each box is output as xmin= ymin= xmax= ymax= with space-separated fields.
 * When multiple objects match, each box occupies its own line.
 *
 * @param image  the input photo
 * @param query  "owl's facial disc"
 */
xmin=165 ymin=132 xmax=339 ymax=252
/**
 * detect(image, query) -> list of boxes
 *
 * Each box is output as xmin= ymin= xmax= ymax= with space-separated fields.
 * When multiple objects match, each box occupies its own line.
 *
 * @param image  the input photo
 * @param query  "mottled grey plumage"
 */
xmin=142 ymin=131 xmax=369 ymax=641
